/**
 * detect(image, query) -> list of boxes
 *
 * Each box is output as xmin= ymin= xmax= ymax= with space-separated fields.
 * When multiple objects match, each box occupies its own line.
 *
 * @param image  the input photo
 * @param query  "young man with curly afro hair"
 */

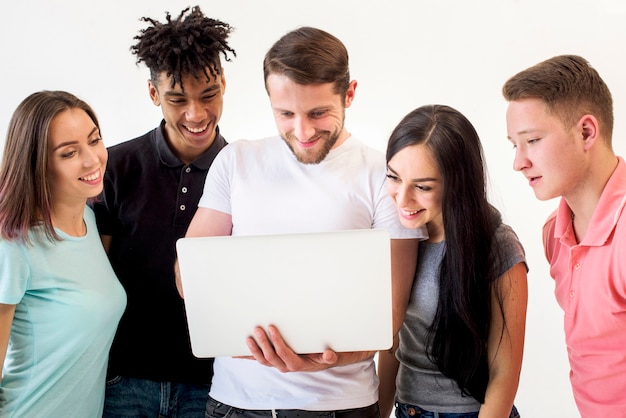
xmin=91 ymin=6 xmax=235 ymax=416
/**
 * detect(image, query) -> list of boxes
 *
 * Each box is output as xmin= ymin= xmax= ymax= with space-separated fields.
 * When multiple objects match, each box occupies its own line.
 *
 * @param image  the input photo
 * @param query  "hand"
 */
xmin=174 ymin=260 xmax=184 ymax=298
xmin=245 ymin=325 xmax=339 ymax=373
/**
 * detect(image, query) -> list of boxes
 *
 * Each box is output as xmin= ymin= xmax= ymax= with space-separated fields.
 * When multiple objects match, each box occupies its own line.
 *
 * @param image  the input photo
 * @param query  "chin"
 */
xmin=400 ymin=220 xmax=421 ymax=230
xmin=533 ymin=190 xmax=558 ymax=201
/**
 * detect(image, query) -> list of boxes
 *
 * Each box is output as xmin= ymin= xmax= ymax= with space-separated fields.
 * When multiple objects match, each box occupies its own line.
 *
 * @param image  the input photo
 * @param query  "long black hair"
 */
xmin=386 ymin=104 xmax=503 ymax=402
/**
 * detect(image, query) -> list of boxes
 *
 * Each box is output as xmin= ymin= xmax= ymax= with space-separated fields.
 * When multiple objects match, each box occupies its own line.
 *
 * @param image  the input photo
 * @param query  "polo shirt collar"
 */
xmin=155 ymin=119 xmax=227 ymax=170
xmin=555 ymin=156 xmax=626 ymax=246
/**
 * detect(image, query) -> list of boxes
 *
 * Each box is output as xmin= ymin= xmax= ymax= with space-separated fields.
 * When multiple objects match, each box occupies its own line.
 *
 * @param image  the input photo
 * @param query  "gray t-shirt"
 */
xmin=395 ymin=223 xmax=526 ymax=412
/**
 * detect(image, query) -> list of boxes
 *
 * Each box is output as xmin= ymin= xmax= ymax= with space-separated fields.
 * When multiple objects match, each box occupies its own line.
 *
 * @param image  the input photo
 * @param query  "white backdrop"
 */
xmin=3 ymin=1 xmax=626 ymax=416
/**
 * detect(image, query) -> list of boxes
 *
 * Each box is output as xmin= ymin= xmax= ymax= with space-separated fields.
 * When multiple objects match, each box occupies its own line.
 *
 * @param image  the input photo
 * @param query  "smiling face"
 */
xmin=149 ymin=68 xmax=226 ymax=164
xmin=47 ymin=108 xmax=108 ymax=205
xmin=386 ymin=143 xmax=444 ymax=242
xmin=506 ymin=97 xmax=587 ymax=201
xmin=266 ymin=73 xmax=355 ymax=164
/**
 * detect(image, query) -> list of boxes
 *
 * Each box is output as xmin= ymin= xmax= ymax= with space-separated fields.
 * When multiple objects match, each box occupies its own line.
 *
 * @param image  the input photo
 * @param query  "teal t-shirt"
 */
xmin=0 ymin=207 xmax=126 ymax=417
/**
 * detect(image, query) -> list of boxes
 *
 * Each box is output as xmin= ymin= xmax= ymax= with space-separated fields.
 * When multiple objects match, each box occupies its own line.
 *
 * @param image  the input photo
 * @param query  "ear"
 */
xmin=344 ymin=80 xmax=357 ymax=108
xmin=220 ymin=68 xmax=227 ymax=95
xmin=577 ymin=114 xmax=599 ymax=151
xmin=148 ymin=80 xmax=161 ymax=106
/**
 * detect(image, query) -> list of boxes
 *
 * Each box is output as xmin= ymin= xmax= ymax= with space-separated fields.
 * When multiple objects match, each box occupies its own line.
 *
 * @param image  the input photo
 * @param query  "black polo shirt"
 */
xmin=92 ymin=120 xmax=227 ymax=383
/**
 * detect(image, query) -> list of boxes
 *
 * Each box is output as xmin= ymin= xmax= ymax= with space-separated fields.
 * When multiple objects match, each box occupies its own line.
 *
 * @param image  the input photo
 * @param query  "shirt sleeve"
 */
xmin=198 ymin=145 xmax=234 ymax=215
xmin=542 ymin=210 xmax=558 ymax=265
xmin=493 ymin=223 xmax=528 ymax=278
xmin=0 ymin=240 xmax=30 ymax=305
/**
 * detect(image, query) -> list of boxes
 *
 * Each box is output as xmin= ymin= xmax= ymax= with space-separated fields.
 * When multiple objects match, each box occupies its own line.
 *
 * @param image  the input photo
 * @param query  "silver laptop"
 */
xmin=176 ymin=229 xmax=392 ymax=358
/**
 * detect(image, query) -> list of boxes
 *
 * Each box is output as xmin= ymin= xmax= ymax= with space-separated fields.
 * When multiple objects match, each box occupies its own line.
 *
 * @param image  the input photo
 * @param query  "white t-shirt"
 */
xmin=199 ymin=135 xmax=425 ymax=410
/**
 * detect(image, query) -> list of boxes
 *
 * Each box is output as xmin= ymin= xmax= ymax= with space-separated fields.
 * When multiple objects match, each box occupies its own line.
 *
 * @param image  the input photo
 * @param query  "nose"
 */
xmin=395 ymin=183 xmax=414 ymax=208
xmin=185 ymin=101 xmax=207 ymax=122
xmin=293 ymin=116 xmax=316 ymax=142
xmin=83 ymin=145 xmax=102 ymax=167
xmin=513 ymin=147 xmax=530 ymax=172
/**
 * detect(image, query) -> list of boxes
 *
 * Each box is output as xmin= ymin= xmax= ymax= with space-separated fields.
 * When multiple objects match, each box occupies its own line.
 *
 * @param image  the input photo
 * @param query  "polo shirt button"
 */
xmin=185 ymin=167 xmax=191 ymax=173
xmin=182 ymin=187 xmax=188 ymax=193
xmin=180 ymin=205 xmax=186 ymax=211
xmin=570 ymin=291 xmax=575 ymax=298
xmin=574 ymin=263 xmax=580 ymax=270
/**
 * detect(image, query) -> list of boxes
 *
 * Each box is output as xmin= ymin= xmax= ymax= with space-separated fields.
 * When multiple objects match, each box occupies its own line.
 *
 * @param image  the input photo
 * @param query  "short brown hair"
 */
xmin=503 ymin=55 xmax=614 ymax=142
xmin=263 ymin=27 xmax=350 ymax=98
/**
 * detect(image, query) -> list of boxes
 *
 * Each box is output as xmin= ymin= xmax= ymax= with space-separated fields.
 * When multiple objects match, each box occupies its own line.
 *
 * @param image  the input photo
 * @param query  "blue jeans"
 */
xmin=395 ymin=402 xmax=520 ymax=418
xmin=103 ymin=375 xmax=209 ymax=417
xmin=206 ymin=396 xmax=381 ymax=418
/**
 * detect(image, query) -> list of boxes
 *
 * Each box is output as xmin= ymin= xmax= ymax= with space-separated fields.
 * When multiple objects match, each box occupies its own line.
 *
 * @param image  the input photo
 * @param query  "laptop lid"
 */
xmin=176 ymin=229 xmax=392 ymax=358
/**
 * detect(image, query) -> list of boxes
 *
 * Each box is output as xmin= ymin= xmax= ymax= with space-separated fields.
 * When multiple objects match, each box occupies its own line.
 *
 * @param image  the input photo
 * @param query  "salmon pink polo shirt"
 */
xmin=543 ymin=156 xmax=626 ymax=417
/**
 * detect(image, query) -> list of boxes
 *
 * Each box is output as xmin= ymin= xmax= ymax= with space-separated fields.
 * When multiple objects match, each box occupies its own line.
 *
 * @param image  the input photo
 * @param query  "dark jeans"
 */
xmin=103 ymin=375 xmax=209 ymax=417
xmin=395 ymin=402 xmax=520 ymax=418
xmin=206 ymin=396 xmax=381 ymax=418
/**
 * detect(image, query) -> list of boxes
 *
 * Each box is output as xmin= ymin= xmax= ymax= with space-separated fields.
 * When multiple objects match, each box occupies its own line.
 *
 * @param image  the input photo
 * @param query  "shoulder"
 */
xmin=494 ymin=222 xmax=521 ymax=242
xmin=542 ymin=209 xmax=559 ymax=249
xmin=107 ymin=129 xmax=157 ymax=160
xmin=329 ymin=137 xmax=386 ymax=179
xmin=345 ymin=137 xmax=385 ymax=161
xmin=494 ymin=223 xmax=524 ymax=253
xmin=0 ymin=237 xmax=30 ymax=303
xmin=105 ymin=129 xmax=160 ymax=178
xmin=0 ymin=236 xmax=30 ymax=275
xmin=233 ymin=136 xmax=281 ymax=149
xmin=0 ymin=236 xmax=25 ymax=255
xmin=491 ymin=222 xmax=527 ymax=274
xmin=217 ymin=136 xmax=282 ymax=160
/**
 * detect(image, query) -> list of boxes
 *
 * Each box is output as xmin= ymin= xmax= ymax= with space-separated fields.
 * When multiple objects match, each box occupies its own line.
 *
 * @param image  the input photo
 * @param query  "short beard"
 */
xmin=283 ymin=130 xmax=340 ymax=165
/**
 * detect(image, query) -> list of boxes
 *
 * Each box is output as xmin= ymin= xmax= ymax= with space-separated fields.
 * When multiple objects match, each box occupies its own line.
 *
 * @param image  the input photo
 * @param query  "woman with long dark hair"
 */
xmin=379 ymin=104 xmax=528 ymax=417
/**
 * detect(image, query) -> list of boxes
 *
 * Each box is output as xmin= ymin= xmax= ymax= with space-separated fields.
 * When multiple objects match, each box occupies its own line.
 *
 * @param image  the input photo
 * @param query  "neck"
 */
xmin=566 ymin=154 xmax=619 ymax=242
xmin=165 ymin=125 xmax=217 ymax=165
xmin=51 ymin=202 xmax=87 ymax=237
xmin=331 ymin=129 xmax=351 ymax=150
xmin=426 ymin=218 xmax=445 ymax=243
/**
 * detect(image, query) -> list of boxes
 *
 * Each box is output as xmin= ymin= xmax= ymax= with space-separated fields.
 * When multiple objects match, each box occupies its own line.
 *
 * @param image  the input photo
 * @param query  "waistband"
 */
xmin=395 ymin=401 xmax=519 ymax=418
xmin=207 ymin=397 xmax=380 ymax=418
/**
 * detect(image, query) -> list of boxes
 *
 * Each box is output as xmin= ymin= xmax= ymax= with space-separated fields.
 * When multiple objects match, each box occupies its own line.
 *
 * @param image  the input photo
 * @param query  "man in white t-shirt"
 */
xmin=183 ymin=26 xmax=425 ymax=418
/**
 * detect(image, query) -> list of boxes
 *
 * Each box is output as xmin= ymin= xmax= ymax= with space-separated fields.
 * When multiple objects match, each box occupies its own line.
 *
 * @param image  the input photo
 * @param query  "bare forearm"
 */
xmin=378 ymin=337 xmax=399 ymax=418
xmin=332 ymin=350 xmax=375 ymax=367
xmin=390 ymin=239 xmax=418 ymax=335
xmin=480 ymin=263 xmax=527 ymax=417
xmin=478 ymin=373 xmax=520 ymax=418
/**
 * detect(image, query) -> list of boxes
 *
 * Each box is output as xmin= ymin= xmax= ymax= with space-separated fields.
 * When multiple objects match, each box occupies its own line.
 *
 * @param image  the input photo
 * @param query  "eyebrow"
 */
xmin=52 ymin=126 xmax=100 ymax=151
xmin=386 ymin=164 xmax=438 ymax=182
xmin=163 ymin=85 xmax=220 ymax=97
xmin=272 ymin=105 xmax=333 ymax=114
xmin=507 ymin=128 xmax=540 ymax=140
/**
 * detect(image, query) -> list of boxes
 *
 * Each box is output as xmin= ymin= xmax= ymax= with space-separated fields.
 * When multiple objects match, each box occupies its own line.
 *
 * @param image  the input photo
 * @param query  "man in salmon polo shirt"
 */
xmin=503 ymin=54 xmax=626 ymax=417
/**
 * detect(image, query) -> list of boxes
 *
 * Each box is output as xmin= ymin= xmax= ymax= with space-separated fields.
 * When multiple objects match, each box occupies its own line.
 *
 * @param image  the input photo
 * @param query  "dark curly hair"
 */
xmin=131 ymin=6 xmax=236 ymax=89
